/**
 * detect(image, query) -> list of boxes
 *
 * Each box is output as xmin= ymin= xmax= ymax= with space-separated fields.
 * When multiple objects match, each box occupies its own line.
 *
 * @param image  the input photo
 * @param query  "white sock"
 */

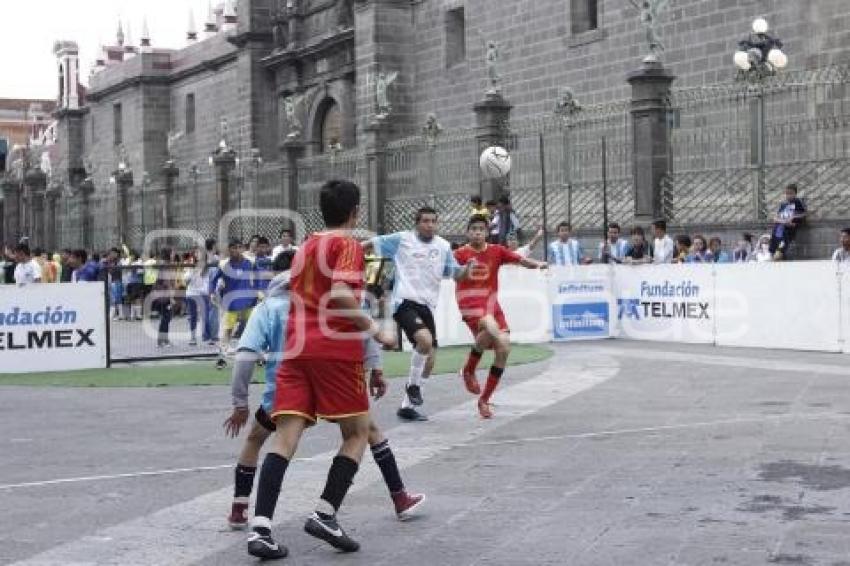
xmin=407 ymin=351 xmax=428 ymax=388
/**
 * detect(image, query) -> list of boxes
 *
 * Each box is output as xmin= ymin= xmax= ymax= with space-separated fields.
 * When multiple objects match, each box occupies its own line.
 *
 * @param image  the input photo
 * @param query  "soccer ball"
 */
xmin=479 ymin=146 xmax=511 ymax=180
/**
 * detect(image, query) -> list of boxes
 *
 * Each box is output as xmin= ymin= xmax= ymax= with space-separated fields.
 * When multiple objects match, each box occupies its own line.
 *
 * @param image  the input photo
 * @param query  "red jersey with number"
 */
xmin=283 ymin=232 xmax=365 ymax=361
xmin=453 ymin=244 xmax=523 ymax=311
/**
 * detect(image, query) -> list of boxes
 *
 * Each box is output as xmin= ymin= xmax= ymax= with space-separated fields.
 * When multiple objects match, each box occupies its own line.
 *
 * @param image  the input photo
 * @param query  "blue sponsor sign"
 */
xmin=552 ymin=302 xmax=609 ymax=340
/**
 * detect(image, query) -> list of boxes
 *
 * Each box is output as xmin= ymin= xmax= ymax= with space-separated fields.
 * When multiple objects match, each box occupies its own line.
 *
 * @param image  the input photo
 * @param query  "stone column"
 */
xmin=473 ymin=92 xmax=513 ymax=201
xmin=364 ymin=119 xmax=389 ymax=234
xmin=1 ymin=179 xmax=21 ymax=244
xmin=114 ymin=170 xmax=134 ymax=245
xmin=627 ymin=61 xmax=676 ymax=224
xmin=280 ymin=137 xmax=305 ymax=211
xmin=79 ymin=178 xmax=95 ymax=250
xmin=212 ymin=151 xmax=237 ymax=224
xmin=43 ymin=185 xmax=60 ymax=251
xmin=162 ymin=161 xmax=180 ymax=232
xmin=24 ymin=169 xmax=47 ymax=245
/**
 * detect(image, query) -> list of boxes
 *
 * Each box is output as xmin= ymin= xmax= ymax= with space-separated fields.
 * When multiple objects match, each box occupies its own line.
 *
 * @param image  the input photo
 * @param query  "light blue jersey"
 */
xmin=237 ymin=275 xmax=289 ymax=411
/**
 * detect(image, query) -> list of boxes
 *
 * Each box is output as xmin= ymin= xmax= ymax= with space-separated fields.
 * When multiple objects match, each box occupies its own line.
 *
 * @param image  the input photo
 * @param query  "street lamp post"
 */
xmin=141 ymin=172 xmax=151 ymax=244
xmin=249 ymin=148 xmax=263 ymax=236
xmin=733 ymin=17 xmax=788 ymax=220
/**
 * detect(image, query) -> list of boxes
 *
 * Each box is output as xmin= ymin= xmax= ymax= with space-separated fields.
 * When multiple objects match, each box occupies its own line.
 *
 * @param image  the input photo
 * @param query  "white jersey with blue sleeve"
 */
xmin=371 ymin=231 xmax=459 ymax=312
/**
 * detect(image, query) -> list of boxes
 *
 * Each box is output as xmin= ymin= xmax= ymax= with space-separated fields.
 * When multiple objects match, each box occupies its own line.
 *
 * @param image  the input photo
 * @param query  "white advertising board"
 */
xmin=0 ymin=282 xmax=108 ymax=373
xmin=612 ymin=264 xmax=715 ymax=344
xmin=716 ymin=261 xmax=841 ymax=352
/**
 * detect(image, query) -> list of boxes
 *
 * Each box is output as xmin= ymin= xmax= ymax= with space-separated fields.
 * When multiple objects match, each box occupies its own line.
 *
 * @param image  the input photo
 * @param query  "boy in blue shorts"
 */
xmin=222 ymin=251 xmax=424 ymax=532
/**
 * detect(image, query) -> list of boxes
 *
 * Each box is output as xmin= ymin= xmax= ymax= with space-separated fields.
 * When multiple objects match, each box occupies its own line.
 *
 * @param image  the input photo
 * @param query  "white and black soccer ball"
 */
xmin=479 ymin=146 xmax=511 ymax=180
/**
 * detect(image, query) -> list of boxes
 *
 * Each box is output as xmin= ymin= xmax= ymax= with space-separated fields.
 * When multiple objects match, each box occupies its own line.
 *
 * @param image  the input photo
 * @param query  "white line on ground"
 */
xmin=576 ymin=344 xmax=850 ymax=376
xmin=12 ymin=348 xmax=618 ymax=566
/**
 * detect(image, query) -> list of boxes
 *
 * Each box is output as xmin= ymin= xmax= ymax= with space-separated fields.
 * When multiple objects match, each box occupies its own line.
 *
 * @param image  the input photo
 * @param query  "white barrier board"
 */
xmin=0 ymin=282 xmax=108 ymax=373
xmin=612 ymin=264 xmax=715 ymax=344
xmin=716 ymin=262 xmax=841 ymax=352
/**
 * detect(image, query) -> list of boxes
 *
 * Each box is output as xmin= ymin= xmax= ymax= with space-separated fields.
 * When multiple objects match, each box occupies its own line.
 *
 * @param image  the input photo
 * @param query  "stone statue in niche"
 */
xmin=336 ymin=0 xmax=354 ymax=30
xmin=272 ymin=20 xmax=289 ymax=49
xmin=422 ymin=113 xmax=443 ymax=146
xmin=284 ymin=94 xmax=305 ymax=138
xmin=40 ymin=152 xmax=52 ymax=179
xmin=485 ymin=41 xmax=501 ymax=94
xmin=554 ymin=87 xmax=582 ymax=119
xmin=375 ymin=71 xmax=398 ymax=119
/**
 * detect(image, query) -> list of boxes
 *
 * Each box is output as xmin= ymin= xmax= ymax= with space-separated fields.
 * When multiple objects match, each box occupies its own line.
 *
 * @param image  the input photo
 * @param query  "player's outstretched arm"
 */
xmin=330 ymin=282 xmax=397 ymax=348
xmin=519 ymin=257 xmax=547 ymax=270
xmin=224 ymin=348 xmax=260 ymax=437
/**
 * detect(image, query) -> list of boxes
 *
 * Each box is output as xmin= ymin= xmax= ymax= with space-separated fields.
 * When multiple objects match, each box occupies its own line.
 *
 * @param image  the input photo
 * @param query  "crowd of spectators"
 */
xmin=1 ymin=228 xmax=300 ymax=351
xmin=470 ymin=183 xmax=850 ymax=266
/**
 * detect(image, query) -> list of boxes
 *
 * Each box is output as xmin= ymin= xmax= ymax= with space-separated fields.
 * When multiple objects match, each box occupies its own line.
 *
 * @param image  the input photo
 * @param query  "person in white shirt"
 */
xmin=652 ymin=220 xmax=675 ymax=264
xmin=751 ymin=234 xmax=774 ymax=263
xmin=833 ymin=228 xmax=850 ymax=263
xmin=12 ymin=243 xmax=42 ymax=286
xmin=365 ymin=207 xmax=472 ymax=422
xmin=597 ymin=222 xmax=630 ymax=264
xmin=271 ymin=228 xmax=298 ymax=259
xmin=507 ymin=227 xmax=544 ymax=259
xmin=548 ymin=222 xmax=590 ymax=266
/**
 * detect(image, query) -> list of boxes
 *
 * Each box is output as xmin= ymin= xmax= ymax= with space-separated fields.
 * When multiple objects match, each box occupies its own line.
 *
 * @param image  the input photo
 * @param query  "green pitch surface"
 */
xmin=0 ymin=345 xmax=553 ymax=387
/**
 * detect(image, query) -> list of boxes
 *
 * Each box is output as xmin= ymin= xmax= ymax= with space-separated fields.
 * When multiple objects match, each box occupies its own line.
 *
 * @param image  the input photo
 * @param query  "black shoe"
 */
xmin=304 ymin=512 xmax=360 ymax=553
xmin=396 ymin=407 xmax=428 ymax=422
xmin=247 ymin=530 xmax=288 ymax=560
xmin=215 ymin=358 xmax=227 ymax=370
xmin=406 ymin=384 xmax=423 ymax=406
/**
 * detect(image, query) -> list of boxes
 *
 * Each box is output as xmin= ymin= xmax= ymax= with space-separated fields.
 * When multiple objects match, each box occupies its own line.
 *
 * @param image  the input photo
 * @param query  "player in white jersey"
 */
xmin=365 ymin=207 xmax=472 ymax=421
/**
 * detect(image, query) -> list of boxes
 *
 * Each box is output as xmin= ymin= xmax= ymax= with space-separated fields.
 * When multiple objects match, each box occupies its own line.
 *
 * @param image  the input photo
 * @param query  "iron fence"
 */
xmin=665 ymin=66 xmax=850 ymax=224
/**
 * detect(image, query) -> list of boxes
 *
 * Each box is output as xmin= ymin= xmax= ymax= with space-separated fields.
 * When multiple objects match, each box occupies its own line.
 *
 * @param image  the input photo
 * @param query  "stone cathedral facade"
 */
xmin=4 ymin=0 xmax=850 ymax=256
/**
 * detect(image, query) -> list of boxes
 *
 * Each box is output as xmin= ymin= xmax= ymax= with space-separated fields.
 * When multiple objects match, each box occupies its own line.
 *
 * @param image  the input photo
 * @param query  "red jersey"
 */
xmin=453 ymin=244 xmax=523 ymax=310
xmin=283 ymin=232 xmax=365 ymax=361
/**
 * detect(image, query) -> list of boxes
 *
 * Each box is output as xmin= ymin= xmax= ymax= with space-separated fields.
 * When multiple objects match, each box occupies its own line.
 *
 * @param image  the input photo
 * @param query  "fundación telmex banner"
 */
xmin=0 ymin=282 xmax=107 ymax=373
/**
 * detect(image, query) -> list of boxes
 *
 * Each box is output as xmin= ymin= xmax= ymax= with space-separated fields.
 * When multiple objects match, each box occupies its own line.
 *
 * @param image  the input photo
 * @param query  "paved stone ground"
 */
xmin=3 ymin=341 xmax=850 ymax=566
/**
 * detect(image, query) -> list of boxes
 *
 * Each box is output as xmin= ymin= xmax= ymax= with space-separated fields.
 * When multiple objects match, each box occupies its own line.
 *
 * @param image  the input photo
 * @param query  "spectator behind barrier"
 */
xmin=624 ymin=226 xmax=652 ymax=265
xmin=833 ymin=228 xmax=850 ymax=264
xmin=769 ymin=183 xmax=807 ymax=261
xmin=652 ymin=220 xmax=675 ymax=264
xmin=598 ymin=222 xmax=629 ymax=264
xmin=708 ymin=238 xmax=732 ymax=263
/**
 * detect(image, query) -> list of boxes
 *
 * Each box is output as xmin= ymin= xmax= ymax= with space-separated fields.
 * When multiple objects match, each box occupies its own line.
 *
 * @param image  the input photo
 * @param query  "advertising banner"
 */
xmin=0 ymin=282 xmax=108 ymax=373
xmin=716 ymin=262 xmax=841 ymax=352
xmin=548 ymin=265 xmax=614 ymax=342
xmin=612 ymin=265 xmax=715 ymax=344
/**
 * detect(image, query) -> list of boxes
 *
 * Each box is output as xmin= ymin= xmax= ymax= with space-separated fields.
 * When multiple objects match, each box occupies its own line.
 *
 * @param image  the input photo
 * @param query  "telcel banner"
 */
xmin=0 ymin=283 xmax=107 ymax=373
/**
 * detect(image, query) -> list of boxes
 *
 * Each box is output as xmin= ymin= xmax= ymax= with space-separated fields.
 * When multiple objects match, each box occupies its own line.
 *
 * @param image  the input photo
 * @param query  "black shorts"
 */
xmin=126 ymin=282 xmax=144 ymax=302
xmin=393 ymin=300 xmax=438 ymax=347
xmin=255 ymin=406 xmax=276 ymax=432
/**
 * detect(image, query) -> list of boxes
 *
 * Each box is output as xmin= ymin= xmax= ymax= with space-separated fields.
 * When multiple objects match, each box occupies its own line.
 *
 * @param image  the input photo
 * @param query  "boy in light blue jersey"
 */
xmin=223 ymin=252 xmax=424 ymax=531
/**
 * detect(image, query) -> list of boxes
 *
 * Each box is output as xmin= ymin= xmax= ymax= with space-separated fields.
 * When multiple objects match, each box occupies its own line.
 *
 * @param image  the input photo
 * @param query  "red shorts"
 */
xmin=271 ymin=359 xmax=368 ymax=423
xmin=461 ymin=302 xmax=510 ymax=339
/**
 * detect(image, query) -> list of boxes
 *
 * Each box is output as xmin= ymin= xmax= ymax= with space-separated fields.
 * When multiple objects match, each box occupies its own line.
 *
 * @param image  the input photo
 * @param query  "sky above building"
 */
xmin=1 ymin=0 xmax=212 ymax=100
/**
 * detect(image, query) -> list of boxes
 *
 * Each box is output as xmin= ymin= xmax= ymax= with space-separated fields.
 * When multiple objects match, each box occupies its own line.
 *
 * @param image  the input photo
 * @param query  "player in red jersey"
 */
xmin=246 ymin=180 xmax=397 ymax=560
xmin=454 ymin=214 xmax=547 ymax=419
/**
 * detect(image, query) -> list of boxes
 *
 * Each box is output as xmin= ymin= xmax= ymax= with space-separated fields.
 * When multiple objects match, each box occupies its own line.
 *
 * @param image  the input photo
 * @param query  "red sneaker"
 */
xmin=460 ymin=368 xmax=481 ymax=395
xmin=228 ymin=500 xmax=249 ymax=530
xmin=477 ymin=398 xmax=493 ymax=419
xmin=391 ymin=490 xmax=426 ymax=521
